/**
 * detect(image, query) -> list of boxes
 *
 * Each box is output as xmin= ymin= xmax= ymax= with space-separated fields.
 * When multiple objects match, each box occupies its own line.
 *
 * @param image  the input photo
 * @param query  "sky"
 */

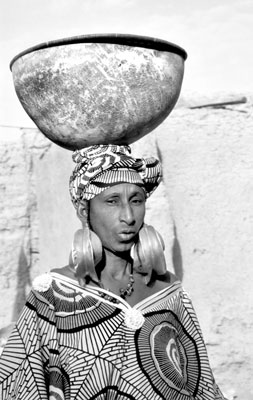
xmin=0 ymin=0 xmax=252 ymax=129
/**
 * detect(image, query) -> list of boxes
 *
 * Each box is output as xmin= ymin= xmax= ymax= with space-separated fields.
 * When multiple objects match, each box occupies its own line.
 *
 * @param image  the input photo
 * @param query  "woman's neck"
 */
xmin=102 ymin=249 xmax=132 ymax=280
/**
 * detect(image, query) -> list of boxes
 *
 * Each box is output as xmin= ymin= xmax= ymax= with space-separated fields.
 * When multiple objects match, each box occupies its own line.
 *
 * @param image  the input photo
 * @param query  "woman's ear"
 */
xmin=76 ymin=200 xmax=89 ymax=226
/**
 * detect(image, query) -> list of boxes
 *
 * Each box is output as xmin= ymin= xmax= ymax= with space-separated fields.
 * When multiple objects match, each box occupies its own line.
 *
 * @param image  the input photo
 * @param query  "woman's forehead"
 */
xmin=95 ymin=183 xmax=146 ymax=198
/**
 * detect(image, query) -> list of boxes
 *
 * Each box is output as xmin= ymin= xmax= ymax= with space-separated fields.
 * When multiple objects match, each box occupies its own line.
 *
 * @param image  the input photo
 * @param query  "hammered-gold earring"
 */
xmin=70 ymin=200 xmax=103 ymax=284
xmin=131 ymin=224 xmax=167 ymax=285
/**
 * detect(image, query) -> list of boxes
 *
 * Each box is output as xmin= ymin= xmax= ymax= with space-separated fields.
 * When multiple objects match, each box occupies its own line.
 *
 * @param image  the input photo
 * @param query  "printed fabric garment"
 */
xmin=0 ymin=273 xmax=226 ymax=400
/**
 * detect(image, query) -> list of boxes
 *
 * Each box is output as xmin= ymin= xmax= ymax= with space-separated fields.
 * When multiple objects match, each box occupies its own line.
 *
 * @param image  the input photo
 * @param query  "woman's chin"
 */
xmin=104 ymin=242 xmax=133 ymax=255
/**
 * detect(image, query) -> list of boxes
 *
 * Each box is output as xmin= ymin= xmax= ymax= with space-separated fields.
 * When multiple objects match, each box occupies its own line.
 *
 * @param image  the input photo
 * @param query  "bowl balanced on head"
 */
xmin=0 ymin=34 xmax=227 ymax=400
xmin=10 ymin=33 xmax=187 ymax=149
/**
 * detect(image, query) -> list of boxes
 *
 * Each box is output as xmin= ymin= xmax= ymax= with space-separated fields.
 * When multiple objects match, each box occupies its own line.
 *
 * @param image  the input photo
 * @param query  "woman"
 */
xmin=0 ymin=145 xmax=226 ymax=399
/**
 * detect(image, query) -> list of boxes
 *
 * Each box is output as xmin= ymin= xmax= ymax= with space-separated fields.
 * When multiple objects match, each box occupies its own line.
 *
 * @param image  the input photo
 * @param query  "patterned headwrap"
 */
xmin=69 ymin=144 xmax=162 ymax=208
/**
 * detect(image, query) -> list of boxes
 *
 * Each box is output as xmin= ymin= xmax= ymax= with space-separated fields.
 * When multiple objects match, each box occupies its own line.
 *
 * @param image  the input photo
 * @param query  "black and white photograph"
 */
xmin=0 ymin=1 xmax=252 ymax=399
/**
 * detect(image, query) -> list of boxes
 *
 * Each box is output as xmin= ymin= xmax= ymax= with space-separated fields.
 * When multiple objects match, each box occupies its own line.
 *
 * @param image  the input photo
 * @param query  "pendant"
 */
xmin=124 ymin=309 xmax=145 ymax=330
xmin=119 ymin=274 xmax=135 ymax=299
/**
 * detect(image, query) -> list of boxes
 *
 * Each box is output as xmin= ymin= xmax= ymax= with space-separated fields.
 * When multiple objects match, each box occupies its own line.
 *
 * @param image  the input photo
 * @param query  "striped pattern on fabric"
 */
xmin=69 ymin=144 xmax=162 ymax=206
xmin=0 ymin=275 xmax=226 ymax=400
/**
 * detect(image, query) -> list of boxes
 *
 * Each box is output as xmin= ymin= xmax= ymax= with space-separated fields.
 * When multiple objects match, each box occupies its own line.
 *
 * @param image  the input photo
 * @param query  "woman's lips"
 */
xmin=118 ymin=231 xmax=136 ymax=241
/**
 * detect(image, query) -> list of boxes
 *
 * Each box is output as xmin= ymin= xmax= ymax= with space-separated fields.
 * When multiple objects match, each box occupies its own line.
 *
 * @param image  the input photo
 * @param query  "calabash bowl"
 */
xmin=10 ymin=34 xmax=187 ymax=150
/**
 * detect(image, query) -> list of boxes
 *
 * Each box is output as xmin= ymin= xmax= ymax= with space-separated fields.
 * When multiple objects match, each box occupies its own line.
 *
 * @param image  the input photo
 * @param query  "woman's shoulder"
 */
xmin=154 ymin=270 xmax=180 ymax=286
xmin=146 ymin=270 xmax=181 ymax=298
xmin=50 ymin=265 xmax=77 ymax=280
xmin=31 ymin=266 xmax=77 ymax=297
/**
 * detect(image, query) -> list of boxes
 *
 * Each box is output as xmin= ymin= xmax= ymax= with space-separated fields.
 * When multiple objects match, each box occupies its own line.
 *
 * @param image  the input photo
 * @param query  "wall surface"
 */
xmin=0 ymin=93 xmax=252 ymax=399
xmin=0 ymin=129 xmax=39 ymax=327
xmin=157 ymin=94 xmax=253 ymax=400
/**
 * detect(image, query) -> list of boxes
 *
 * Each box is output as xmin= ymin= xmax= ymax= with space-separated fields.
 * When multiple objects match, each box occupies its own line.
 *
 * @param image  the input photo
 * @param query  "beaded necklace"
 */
xmin=98 ymin=262 xmax=135 ymax=300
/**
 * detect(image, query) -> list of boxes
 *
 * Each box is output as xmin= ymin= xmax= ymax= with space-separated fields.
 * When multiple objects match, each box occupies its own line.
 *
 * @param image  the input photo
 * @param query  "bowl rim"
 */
xmin=10 ymin=33 xmax=187 ymax=70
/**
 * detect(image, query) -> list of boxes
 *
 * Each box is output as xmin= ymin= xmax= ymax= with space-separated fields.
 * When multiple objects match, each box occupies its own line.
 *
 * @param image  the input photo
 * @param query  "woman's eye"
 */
xmin=106 ymin=199 xmax=118 ymax=204
xmin=131 ymin=198 xmax=144 ymax=204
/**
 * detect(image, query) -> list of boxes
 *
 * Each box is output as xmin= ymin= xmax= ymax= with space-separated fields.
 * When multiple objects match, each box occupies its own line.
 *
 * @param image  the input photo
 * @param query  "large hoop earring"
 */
xmin=131 ymin=224 xmax=167 ymax=285
xmin=70 ymin=201 xmax=103 ymax=283
xmin=71 ymin=228 xmax=102 ymax=282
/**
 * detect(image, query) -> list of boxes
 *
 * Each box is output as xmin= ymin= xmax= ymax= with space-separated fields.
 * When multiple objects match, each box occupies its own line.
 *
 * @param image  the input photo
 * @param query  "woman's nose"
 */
xmin=120 ymin=203 xmax=135 ymax=224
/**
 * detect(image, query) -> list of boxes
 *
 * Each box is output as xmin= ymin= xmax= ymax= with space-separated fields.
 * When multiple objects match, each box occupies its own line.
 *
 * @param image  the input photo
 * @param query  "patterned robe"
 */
xmin=0 ymin=273 xmax=226 ymax=399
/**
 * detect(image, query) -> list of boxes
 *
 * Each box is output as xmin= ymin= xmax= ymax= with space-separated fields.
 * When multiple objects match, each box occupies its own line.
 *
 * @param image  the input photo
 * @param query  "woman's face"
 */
xmin=89 ymin=183 xmax=146 ymax=254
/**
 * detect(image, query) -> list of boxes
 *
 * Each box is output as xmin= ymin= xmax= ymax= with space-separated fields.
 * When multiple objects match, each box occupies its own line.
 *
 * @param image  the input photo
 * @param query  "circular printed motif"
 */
xmin=135 ymin=310 xmax=201 ymax=398
xmin=152 ymin=323 xmax=184 ymax=377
